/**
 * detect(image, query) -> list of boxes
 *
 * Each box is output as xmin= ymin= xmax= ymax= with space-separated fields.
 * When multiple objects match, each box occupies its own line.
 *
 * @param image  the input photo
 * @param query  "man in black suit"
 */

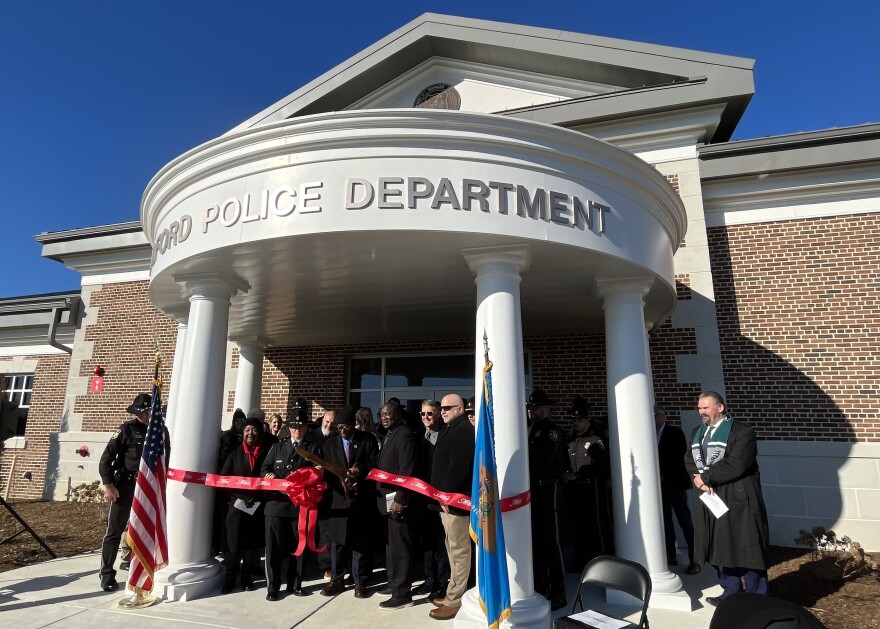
xmin=655 ymin=404 xmax=699 ymax=574
xmin=375 ymin=401 xmax=421 ymax=610
xmin=428 ymin=394 xmax=475 ymax=621
xmin=260 ymin=419 xmax=315 ymax=601
xmin=319 ymin=406 xmax=379 ymax=599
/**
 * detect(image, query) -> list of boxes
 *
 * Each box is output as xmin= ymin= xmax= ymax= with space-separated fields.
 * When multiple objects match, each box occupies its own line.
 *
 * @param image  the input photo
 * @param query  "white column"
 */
xmin=156 ymin=272 xmax=248 ymax=602
xmin=230 ymin=336 xmax=272 ymax=414
xmin=457 ymin=245 xmax=549 ymax=629
xmin=596 ymin=278 xmax=690 ymax=611
xmin=163 ymin=311 xmax=188 ymax=440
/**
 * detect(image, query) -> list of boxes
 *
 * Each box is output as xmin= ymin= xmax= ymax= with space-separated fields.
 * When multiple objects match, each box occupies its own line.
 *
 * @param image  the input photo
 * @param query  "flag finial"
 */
xmin=483 ymin=330 xmax=490 ymax=364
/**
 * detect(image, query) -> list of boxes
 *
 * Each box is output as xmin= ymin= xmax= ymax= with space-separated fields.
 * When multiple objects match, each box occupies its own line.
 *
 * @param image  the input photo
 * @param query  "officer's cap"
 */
xmin=568 ymin=396 xmax=592 ymax=418
xmin=526 ymin=388 xmax=557 ymax=407
xmin=464 ymin=397 xmax=476 ymax=413
xmin=126 ymin=393 xmax=152 ymax=415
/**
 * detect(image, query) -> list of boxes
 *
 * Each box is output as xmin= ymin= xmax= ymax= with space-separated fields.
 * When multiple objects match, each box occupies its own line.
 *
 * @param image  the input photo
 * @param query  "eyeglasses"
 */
xmin=419 ymin=411 xmax=435 ymax=417
xmin=440 ymin=405 xmax=461 ymax=412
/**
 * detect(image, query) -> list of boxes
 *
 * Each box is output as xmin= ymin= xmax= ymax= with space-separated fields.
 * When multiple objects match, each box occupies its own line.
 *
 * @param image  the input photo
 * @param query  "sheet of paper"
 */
xmin=699 ymin=491 xmax=729 ymax=518
xmin=385 ymin=491 xmax=396 ymax=511
xmin=233 ymin=498 xmax=260 ymax=515
xmin=568 ymin=609 xmax=629 ymax=629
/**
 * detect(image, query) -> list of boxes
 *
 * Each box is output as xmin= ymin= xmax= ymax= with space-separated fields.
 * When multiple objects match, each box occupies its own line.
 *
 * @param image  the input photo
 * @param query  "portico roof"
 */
xmin=231 ymin=13 xmax=754 ymax=143
xmin=142 ymin=109 xmax=686 ymax=346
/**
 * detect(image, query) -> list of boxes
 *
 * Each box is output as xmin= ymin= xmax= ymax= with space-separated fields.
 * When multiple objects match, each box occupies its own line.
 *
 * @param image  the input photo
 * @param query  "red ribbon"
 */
xmin=366 ymin=468 xmax=530 ymax=513
xmin=283 ymin=467 xmax=327 ymax=556
xmin=167 ymin=466 xmax=327 ymax=556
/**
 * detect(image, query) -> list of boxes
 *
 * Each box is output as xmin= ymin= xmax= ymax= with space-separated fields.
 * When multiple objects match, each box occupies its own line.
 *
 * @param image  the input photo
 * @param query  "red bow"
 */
xmin=284 ymin=467 xmax=327 ymax=556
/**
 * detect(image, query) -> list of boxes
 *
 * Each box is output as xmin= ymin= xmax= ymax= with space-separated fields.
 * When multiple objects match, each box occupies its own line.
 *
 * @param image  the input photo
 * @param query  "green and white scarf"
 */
xmin=691 ymin=415 xmax=733 ymax=472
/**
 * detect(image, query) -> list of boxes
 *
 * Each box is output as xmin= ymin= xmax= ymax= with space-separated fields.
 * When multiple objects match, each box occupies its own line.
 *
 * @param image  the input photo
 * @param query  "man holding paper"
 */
xmin=686 ymin=391 xmax=770 ymax=606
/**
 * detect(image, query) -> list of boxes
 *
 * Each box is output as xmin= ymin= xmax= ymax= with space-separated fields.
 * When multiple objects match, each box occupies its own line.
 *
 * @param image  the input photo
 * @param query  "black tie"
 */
xmin=701 ymin=427 xmax=714 ymax=460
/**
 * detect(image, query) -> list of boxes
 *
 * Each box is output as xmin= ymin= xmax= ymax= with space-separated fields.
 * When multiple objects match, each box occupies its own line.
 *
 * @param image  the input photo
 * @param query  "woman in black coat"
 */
xmin=220 ymin=418 xmax=269 ymax=593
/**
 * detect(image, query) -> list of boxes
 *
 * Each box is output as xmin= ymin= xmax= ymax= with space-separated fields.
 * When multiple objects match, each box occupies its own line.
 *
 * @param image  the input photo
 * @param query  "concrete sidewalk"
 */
xmin=0 ymin=552 xmax=721 ymax=628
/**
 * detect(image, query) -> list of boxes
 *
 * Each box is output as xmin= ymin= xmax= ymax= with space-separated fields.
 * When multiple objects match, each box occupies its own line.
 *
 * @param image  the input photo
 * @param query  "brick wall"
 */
xmin=255 ymin=331 xmax=695 ymax=434
xmin=709 ymin=213 xmax=880 ymax=441
xmin=1 ymin=354 xmax=70 ymax=499
xmin=74 ymin=281 xmax=178 ymax=432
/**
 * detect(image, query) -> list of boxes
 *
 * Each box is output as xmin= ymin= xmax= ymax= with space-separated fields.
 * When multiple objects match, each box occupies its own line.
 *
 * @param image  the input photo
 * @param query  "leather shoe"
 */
xmin=428 ymin=588 xmax=446 ymax=600
xmin=353 ymin=584 xmax=368 ymax=599
xmin=412 ymin=582 xmax=434 ymax=595
xmin=266 ymin=591 xmax=279 ymax=601
xmin=429 ymin=605 xmax=460 ymax=620
xmin=101 ymin=580 xmax=119 ymax=592
xmin=242 ymin=582 xmax=256 ymax=591
xmin=288 ymin=577 xmax=306 ymax=596
xmin=119 ymin=561 xmax=131 ymax=571
xmin=379 ymin=597 xmax=414 ymax=609
xmin=550 ymin=594 xmax=567 ymax=611
xmin=706 ymin=596 xmax=722 ymax=607
xmin=431 ymin=597 xmax=445 ymax=608
xmin=321 ymin=580 xmax=346 ymax=596
xmin=323 ymin=570 xmax=333 ymax=580
xmin=685 ymin=562 xmax=702 ymax=575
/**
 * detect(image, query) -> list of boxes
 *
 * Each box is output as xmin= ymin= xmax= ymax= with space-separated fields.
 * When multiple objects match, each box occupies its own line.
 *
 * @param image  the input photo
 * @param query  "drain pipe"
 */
xmin=47 ymin=297 xmax=79 ymax=355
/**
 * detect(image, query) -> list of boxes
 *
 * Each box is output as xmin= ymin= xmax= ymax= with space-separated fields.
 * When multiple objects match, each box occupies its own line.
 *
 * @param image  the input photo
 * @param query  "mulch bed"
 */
xmin=2 ymin=500 xmax=878 ymax=628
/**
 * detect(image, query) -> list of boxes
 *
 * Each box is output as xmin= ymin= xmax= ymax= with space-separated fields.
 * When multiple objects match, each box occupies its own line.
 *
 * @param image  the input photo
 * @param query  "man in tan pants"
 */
xmin=428 ymin=394 xmax=475 ymax=620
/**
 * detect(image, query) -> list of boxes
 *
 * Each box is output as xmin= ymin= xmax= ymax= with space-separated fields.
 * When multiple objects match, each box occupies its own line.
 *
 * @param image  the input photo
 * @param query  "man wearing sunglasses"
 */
xmin=428 ymin=394 xmax=475 ymax=620
xmin=415 ymin=400 xmax=450 ymax=601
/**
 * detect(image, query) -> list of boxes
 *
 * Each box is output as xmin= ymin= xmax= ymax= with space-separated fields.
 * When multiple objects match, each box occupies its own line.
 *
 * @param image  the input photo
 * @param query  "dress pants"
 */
xmin=264 ymin=514 xmax=304 ymax=594
xmin=419 ymin=508 xmax=450 ymax=589
xmin=330 ymin=541 xmax=370 ymax=584
xmin=99 ymin=481 xmax=135 ymax=586
xmin=530 ymin=480 xmax=566 ymax=600
xmin=662 ymin=487 xmax=695 ymax=562
xmin=716 ymin=565 xmax=769 ymax=597
xmin=385 ymin=512 xmax=417 ymax=599
xmin=439 ymin=511 xmax=471 ymax=607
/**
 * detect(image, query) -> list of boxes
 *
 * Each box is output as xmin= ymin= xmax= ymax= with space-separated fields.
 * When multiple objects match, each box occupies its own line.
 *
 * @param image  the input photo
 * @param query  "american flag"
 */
xmin=125 ymin=378 xmax=169 ymax=595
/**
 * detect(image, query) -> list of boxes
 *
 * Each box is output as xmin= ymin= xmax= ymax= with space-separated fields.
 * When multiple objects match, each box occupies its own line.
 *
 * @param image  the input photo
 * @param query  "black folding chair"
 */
xmin=708 ymin=593 xmax=828 ymax=629
xmin=557 ymin=555 xmax=651 ymax=629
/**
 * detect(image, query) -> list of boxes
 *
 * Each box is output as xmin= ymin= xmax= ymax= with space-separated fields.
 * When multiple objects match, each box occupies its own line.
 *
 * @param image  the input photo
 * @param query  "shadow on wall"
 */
xmin=707 ymin=227 xmax=856 ymax=547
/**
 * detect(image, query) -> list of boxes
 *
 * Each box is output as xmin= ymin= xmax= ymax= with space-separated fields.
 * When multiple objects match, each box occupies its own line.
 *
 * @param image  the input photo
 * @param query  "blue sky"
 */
xmin=1 ymin=1 xmax=877 ymax=298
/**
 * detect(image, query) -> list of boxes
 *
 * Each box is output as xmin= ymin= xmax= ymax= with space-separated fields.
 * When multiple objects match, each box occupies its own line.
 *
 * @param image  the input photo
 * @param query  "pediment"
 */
xmin=347 ymin=57 xmax=623 ymax=114
xmin=229 ymin=13 xmax=754 ymax=142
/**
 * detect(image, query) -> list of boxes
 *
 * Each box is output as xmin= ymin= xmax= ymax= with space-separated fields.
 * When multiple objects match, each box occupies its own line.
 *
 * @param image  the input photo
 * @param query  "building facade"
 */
xmin=1 ymin=13 xmax=877 ymax=623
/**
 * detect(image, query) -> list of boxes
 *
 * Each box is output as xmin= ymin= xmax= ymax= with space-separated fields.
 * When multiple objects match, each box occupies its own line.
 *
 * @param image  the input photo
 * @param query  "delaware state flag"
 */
xmin=469 ymin=359 xmax=512 ymax=629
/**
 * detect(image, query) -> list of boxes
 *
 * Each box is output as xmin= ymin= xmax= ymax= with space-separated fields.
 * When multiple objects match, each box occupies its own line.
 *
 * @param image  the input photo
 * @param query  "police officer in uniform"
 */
xmin=561 ymin=396 xmax=613 ymax=572
xmin=526 ymin=388 xmax=568 ymax=611
xmin=98 ymin=393 xmax=169 ymax=592
xmin=261 ymin=418 xmax=316 ymax=601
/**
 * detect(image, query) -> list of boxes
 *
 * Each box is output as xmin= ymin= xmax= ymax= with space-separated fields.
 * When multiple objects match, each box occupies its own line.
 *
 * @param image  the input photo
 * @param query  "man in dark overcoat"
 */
xmin=685 ymin=391 xmax=770 ymax=606
xmin=319 ymin=406 xmax=379 ymax=599
xmin=655 ymin=404 xmax=699 ymax=574
xmin=375 ymin=401 xmax=422 ymax=610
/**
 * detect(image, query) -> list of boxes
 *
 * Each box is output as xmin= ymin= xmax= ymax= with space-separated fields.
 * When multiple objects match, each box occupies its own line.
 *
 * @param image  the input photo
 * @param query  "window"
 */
xmin=1 ymin=373 xmax=33 ymax=440
xmin=347 ymin=353 xmax=531 ymax=418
